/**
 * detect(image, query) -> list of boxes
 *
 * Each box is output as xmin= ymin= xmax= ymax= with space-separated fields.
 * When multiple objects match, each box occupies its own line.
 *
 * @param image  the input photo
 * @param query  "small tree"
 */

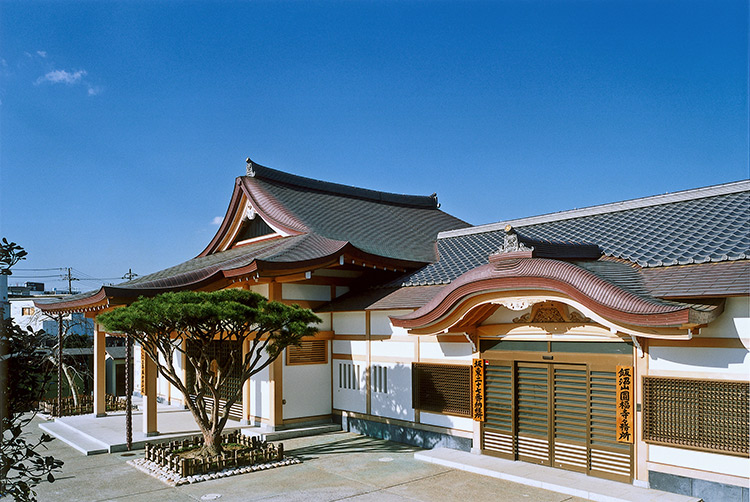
xmin=97 ymin=289 xmax=320 ymax=457
xmin=1 ymin=239 xmax=63 ymax=502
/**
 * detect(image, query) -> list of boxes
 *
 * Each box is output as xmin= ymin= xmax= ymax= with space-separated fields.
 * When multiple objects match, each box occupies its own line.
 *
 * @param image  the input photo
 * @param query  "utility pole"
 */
xmin=62 ymin=268 xmax=79 ymax=294
xmin=122 ymin=269 xmax=138 ymax=281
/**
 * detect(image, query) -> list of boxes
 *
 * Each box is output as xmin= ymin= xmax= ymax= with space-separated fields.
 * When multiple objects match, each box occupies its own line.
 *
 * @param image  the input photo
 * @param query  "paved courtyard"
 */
xmin=28 ymin=414 xmax=590 ymax=502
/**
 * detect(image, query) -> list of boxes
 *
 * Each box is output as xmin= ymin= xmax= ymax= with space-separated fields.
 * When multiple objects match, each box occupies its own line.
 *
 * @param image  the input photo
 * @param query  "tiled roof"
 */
xmin=244 ymin=162 xmax=470 ymax=263
xmin=399 ymin=182 xmax=750 ymax=287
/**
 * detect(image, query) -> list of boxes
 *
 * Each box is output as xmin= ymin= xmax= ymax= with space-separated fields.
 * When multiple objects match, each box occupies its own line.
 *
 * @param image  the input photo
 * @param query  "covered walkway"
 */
xmin=38 ymin=398 xmax=244 ymax=455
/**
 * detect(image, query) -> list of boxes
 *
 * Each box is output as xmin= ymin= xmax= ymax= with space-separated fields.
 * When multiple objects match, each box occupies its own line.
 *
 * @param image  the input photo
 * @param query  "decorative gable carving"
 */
xmin=512 ymin=301 xmax=591 ymax=324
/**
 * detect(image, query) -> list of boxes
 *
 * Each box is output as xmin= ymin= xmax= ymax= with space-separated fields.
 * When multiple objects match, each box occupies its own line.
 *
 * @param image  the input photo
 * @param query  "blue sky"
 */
xmin=1 ymin=0 xmax=748 ymax=292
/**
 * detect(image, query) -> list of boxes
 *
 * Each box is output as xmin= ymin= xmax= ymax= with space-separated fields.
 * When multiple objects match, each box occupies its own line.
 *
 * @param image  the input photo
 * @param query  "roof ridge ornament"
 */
xmin=246 ymin=157 xmax=256 ymax=177
xmin=500 ymin=225 xmax=534 ymax=254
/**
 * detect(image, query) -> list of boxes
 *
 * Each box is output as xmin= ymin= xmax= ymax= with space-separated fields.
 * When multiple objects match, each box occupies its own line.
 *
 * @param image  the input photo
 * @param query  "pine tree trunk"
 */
xmin=200 ymin=429 xmax=223 ymax=457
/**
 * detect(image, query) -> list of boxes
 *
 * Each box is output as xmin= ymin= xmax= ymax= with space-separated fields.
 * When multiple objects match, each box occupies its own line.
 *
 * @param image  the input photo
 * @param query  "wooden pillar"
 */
xmin=268 ymin=281 xmax=283 ymax=429
xmin=93 ymin=322 xmax=107 ymax=417
xmin=142 ymin=349 xmax=159 ymax=436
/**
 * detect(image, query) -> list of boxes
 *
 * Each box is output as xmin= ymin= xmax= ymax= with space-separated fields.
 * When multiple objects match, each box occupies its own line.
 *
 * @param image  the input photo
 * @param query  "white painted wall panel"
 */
xmin=419 ymin=411 xmax=473 ymax=432
xmin=370 ymin=362 xmax=414 ymax=421
xmin=247 ymin=284 xmax=269 ymax=297
xmin=649 ymin=347 xmax=749 ymax=377
xmin=700 ymin=296 xmax=750 ymax=339
xmin=332 ymin=340 xmax=367 ymax=356
xmin=282 ymin=284 xmax=331 ymax=302
xmin=370 ymin=310 xmax=412 ymax=336
xmin=134 ymin=345 xmax=142 ymax=393
xmin=332 ymin=360 xmax=367 ymax=413
xmin=317 ymin=312 xmax=332 ymax=331
xmin=371 ymin=339 xmax=414 ymax=359
xmin=248 ymin=365 xmax=270 ymax=419
xmin=649 ymin=445 xmax=750 ymax=478
xmin=283 ymin=357 xmax=332 ymax=420
xmin=420 ymin=341 xmax=474 ymax=360
xmin=332 ymin=312 xmax=366 ymax=335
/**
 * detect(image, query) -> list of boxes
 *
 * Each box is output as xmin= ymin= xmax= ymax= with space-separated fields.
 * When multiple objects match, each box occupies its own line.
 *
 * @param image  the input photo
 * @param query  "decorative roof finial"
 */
xmin=499 ymin=225 xmax=534 ymax=254
xmin=246 ymin=157 xmax=256 ymax=177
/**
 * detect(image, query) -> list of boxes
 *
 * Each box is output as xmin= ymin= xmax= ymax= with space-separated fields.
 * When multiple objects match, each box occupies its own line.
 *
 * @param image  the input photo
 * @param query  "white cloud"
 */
xmin=36 ymin=51 xmax=47 ymax=58
xmin=36 ymin=69 xmax=87 ymax=85
xmin=211 ymin=216 xmax=224 ymax=226
xmin=87 ymin=85 xmax=102 ymax=96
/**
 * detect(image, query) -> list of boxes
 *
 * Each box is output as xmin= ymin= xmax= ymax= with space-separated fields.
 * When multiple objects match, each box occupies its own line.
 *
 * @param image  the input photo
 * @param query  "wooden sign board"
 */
xmin=616 ymin=365 xmax=634 ymax=443
xmin=471 ymin=359 xmax=485 ymax=422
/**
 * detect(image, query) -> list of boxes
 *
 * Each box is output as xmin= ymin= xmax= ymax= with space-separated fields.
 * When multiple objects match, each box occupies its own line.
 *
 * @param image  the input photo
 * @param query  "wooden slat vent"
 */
xmin=287 ymin=340 xmax=327 ymax=365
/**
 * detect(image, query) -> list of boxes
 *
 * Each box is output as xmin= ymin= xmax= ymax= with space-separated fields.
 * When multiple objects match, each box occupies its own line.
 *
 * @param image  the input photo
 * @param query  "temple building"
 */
xmin=36 ymin=160 xmax=749 ymax=497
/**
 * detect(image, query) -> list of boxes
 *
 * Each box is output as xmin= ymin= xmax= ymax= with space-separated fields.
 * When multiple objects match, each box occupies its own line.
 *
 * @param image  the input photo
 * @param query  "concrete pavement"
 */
xmin=24 ymin=414 xmax=700 ymax=502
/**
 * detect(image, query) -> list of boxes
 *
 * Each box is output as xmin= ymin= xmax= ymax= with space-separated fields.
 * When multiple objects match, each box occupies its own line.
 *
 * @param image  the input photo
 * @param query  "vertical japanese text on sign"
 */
xmin=471 ymin=359 xmax=485 ymax=422
xmin=616 ymin=365 xmax=634 ymax=444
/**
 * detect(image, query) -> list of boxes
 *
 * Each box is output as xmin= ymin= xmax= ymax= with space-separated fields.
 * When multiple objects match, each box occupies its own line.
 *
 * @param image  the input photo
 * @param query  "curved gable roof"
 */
xmin=203 ymin=159 xmax=470 ymax=263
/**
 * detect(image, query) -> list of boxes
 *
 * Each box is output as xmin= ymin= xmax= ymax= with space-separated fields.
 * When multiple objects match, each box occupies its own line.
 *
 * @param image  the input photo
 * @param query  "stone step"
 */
xmin=39 ymin=420 xmax=109 ymax=456
xmin=241 ymin=423 xmax=341 ymax=442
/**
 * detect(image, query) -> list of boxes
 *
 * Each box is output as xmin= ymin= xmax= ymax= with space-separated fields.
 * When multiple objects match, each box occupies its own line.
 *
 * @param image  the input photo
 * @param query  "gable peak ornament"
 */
xmin=500 ymin=225 xmax=534 ymax=254
xmin=246 ymin=157 xmax=256 ymax=177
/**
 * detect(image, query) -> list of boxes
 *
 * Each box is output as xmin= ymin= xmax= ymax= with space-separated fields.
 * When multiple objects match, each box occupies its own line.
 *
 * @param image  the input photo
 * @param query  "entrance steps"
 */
xmin=39 ymin=419 xmax=109 ymax=456
xmin=241 ymin=423 xmax=341 ymax=442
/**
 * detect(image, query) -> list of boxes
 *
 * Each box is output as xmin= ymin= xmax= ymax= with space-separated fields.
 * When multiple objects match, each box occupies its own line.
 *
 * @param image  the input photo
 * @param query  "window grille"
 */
xmin=372 ymin=365 xmax=388 ymax=394
xmin=413 ymin=363 xmax=471 ymax=417
xmin=642 ymin=377 xmax=749 ymax=456
xmin=287 ymin=340 xmax=327 ymax=365
xmin=338 ymin=362 xmax=360 ymax=390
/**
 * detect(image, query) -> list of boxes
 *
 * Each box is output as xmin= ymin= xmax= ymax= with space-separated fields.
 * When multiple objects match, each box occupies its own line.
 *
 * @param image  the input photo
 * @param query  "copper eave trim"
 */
xmin=391 ymin=258 xmax=719 ymax=330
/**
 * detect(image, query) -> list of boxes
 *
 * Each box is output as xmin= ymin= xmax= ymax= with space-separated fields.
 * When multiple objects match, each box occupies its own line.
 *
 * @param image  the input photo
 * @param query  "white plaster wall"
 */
xmin=283 ymin=356 xmax=332 ymax=419
xmin=134 ymin=345 xmax=142 ymax=393
xmin=649 ymin=445 xmax=749 ymax=478
xmin=370 ymin=310 xmax=412 ymax=336
xmin=648 ymin=347 xmax=749 ymax=377
xmin=420 ymin=340 xmax=474 ymax=361
xmin=371 ymin=339 xmax=414 ymax=359
xmin=483 ymin=305 xmax=529 ymax=324
xmin=332 ymin=360 xmax=367 ymax=414
xmin=248 ymin=365 xmax=271 ymax=419
xmin=170 ymin=346 xmax=184 ymax=404
xmin=332 ymin=312 xmax=366 ymax=335
xmin=699 ymin=296 xmax=750 ymax=339
xmin=247 ymin=284 xmax=269 ymax=297
xmin=419 ymin=411 xmax=474 ymax=432
xmin=317 ymin=312 xmax=332 ymax=331
xmin=370 ymin=362 xmax=414 ymax=421
xmin=332 ymin=340 xmax=367 ymax=356
xmin=282 ymin=284 xmax=331 ymax=302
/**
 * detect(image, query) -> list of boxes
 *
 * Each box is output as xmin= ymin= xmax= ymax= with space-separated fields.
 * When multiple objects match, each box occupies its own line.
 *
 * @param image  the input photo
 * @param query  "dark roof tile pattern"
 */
xmin=247 ymin=171 xmax=470 ymax=264
xmin=399 ymin=188 xmax=750 ymax=287
xmin=641 ymin=261 xmax=750 ymax=298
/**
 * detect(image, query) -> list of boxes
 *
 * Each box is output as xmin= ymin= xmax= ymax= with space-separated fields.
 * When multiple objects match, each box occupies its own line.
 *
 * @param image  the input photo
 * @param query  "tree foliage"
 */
xmin=97 ymin=289 xmax=321 ymax=456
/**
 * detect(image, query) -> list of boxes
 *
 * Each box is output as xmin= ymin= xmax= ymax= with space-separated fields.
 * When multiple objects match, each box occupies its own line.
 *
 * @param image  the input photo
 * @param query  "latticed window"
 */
xmin=642 ymin=377 xmax=749 ymax=456
xmin=287 ymin=340 xmax=327 ymax=365
xmin=185 ymin=340 xmax=243 ymax=401
xmin=413 ymin=363 xmax=471 ymax=417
